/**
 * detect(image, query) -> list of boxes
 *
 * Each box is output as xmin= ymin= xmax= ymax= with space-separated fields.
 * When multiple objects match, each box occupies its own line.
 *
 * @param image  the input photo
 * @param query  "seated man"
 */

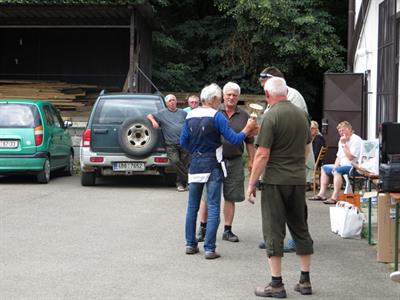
xmin=309 ymin=121 xmax=362 ymax=204
xmin=311 ymin=120 xmax=326 ymax=161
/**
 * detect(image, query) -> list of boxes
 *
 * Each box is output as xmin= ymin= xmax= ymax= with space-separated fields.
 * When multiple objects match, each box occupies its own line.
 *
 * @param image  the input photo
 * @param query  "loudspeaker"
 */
xmin=380 ymin=122 xmax=400 ymax=163
xmin=380 ymin=163 xmax=400 ymax=192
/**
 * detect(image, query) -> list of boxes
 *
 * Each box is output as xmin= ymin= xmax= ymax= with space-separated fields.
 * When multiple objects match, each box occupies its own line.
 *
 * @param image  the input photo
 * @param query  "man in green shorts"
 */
xmin=196 ymin=82 xmax=255 ymax=243
xmin=246 ymin=77 xmax=314 ymax=298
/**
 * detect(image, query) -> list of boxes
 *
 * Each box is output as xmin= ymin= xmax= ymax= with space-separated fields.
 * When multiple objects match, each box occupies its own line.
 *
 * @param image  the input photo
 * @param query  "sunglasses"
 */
xmin=259 ymin=72 xmax=274 ymax=79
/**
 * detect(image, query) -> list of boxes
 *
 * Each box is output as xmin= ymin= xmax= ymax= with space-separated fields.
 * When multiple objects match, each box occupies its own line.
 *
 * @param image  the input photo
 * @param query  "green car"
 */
xmin=0 ymin=99 xmax=74 ymax=183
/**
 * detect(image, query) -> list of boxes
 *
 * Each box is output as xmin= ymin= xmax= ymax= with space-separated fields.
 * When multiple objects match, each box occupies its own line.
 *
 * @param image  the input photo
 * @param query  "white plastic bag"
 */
xmin=338 ymin=205 xmax=364 ymax=239
xmin=330 ymin=201 xmax=350 ymax=234
xmin=329 ymin=206 xmax=339 ymax=233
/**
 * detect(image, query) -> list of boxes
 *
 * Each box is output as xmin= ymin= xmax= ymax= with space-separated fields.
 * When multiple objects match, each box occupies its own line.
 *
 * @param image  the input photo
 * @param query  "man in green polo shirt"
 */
xmin=246 ymin=77 xmax=314 ymax=298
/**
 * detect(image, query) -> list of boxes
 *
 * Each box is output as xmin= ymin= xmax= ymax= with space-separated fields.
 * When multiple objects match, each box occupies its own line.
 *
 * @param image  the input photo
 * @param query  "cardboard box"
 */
xmin=377 ymin=193 xmax=400 ymax=262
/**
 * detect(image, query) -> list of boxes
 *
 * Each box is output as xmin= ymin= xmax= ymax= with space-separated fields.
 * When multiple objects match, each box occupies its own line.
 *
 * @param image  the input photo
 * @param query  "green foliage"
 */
xmin=151 ymin=0 xmax=346 ymax=116
xmin=0 ymin=0 xmax=141 ymax=4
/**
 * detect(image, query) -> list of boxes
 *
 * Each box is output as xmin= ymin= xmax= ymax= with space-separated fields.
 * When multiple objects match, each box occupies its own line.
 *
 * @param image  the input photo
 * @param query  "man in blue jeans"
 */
xmin=180 ymin=83 xmax=257 ymax=259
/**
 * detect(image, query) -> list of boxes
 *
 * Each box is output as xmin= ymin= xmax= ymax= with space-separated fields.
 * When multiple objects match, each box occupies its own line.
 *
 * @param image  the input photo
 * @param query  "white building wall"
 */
xmin=398 ymin=0 xmax=400 ymax=122
xmin=353 ymin=0 xmax=400 ymax=138
xmin=353 ymin=0 xmax=383 ymax=139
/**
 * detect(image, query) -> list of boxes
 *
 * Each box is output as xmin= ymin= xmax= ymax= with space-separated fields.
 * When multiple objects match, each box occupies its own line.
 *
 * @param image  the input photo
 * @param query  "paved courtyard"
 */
xmin=1 ymin=175 xmax=399 ymax=299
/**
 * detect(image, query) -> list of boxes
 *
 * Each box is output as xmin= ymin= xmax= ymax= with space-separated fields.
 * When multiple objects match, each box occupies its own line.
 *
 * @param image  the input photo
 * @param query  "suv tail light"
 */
xmin=82 ymin=128 xmax=91 ymax=147
xmin=154 ymin=157 xmax=169 ymax=163
xmin=34 ymin=125 xmax=44 ymax=146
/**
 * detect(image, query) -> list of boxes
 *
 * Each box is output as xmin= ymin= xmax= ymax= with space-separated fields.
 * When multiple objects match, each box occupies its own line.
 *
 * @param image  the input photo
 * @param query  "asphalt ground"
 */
xmin=1 ymin=175 xmax=400 ymax=299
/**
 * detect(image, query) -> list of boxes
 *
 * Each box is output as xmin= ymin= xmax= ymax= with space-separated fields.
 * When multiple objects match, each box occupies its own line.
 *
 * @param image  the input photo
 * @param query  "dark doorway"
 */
xmin=0 ymin=28 xmax=129 ymax=88
xmin=322 ymin=73 xmax=366 ymax=163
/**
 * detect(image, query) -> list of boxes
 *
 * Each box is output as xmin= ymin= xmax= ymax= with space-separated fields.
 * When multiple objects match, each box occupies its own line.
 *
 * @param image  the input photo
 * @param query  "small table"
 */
xmin=390 ymin=193 xmax=400 ymax=271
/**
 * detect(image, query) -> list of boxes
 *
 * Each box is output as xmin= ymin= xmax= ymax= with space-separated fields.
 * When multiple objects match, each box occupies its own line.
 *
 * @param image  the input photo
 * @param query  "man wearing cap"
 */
xmin=259 ymin=66 xmax=308 ymax=113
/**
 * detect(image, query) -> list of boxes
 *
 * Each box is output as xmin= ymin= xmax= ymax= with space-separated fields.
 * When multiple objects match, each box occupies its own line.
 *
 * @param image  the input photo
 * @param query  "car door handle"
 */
xmin=93 ymin=128 xmax=108 ymax=134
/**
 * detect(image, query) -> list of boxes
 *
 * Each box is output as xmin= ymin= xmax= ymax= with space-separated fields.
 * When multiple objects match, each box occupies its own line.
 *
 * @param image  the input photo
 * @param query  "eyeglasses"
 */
xmin=167 ymin=98 xmax=177 ymax=102
xmin=259 ymin=72 xmax=274 ymax=79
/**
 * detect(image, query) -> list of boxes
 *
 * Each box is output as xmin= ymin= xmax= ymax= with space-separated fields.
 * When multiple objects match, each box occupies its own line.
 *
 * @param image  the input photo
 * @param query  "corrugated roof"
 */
xmin=0 ymin=0 xmax=158 ymax=28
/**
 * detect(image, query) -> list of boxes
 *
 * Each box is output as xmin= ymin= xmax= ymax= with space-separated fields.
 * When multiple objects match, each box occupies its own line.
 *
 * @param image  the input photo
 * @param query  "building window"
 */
xmin=376 ymin=0 xmax=398 ymax=136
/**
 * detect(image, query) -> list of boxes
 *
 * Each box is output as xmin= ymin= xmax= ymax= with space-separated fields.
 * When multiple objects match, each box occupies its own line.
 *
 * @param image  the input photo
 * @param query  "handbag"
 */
xmin=338 ymin=193 xmax=361 ymax=208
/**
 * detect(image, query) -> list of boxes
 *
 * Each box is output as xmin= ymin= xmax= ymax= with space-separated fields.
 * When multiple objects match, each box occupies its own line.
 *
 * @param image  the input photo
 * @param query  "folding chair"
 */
xmin=312 ymin=146 xmax=328 ymax=194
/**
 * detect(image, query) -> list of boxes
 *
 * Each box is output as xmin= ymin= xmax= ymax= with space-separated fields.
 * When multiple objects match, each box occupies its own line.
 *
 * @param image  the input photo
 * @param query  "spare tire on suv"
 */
xmin=118 ymin=117 xmax=160 ymax=158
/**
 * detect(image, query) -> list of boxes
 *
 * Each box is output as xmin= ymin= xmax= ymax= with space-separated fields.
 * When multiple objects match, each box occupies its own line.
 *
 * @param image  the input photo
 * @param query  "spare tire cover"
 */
xmin=118 ymin=117 xmax=160 ymax=157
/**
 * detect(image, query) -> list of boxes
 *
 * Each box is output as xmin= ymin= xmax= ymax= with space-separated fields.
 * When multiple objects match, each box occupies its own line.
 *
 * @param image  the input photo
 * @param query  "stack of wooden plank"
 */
xmin=0 ymin=80 xmax=101 ymax=111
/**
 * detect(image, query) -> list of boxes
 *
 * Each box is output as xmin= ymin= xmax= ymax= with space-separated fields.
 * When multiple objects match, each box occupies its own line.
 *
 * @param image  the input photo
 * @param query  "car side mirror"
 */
xmin=64 ymin=120 xmax=73 ymax=128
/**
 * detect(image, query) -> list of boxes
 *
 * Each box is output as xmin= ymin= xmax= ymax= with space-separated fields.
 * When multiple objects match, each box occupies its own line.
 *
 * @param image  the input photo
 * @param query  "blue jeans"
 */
xmin=185 ymin=166 xmax=222 ymax=252
xmin=322 ymin=164 xmax=351 ymax=176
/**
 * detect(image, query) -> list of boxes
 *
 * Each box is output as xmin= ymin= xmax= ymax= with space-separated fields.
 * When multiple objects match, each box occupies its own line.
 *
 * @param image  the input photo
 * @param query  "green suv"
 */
xmin=80 ymin=93 xmax=176 ymax=186
xmin=0 ymin=99 xmax=74 ymax=183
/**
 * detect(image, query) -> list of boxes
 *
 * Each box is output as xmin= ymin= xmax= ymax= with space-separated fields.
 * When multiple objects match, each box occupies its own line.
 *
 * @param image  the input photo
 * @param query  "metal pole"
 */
xmin=394 ymin=202 xmax=399 ymax=271
xmin=367 ymin=179 xmax=372 ymax=245
xmin=128 ymin=7 xmax=135 ymax=93
xmin=347 ymin=0 xmax=355 ymax=72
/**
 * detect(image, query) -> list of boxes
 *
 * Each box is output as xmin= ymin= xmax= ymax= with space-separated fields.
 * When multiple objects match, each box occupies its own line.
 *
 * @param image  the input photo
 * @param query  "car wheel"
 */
xmin=118 ymin=117 xmax=160 ymax=158
xmin=37 ymin=158 xmax=51 ymax=184
xmin=63 ymin=152 xmax=74 ymax=176
xmin=81 ymin=171 xmax=96 ymax=186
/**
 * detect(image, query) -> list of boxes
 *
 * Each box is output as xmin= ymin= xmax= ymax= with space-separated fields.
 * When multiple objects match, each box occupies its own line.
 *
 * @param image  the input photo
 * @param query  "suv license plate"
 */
xmin=0 ymin=140 xmax=19 ymax=148
xmin=113 ymin=162 xmax=145 ymax=171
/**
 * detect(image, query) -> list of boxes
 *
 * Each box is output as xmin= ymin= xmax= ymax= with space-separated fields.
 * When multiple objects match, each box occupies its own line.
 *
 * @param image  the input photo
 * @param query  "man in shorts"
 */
xmin=246 ymin=77 xmax=314 ymax=297
xmin=196 ymin=82 xmax=255 ymax=242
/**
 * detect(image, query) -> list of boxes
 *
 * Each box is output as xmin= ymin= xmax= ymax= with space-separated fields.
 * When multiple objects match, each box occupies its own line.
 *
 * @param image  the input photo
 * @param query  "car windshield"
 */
xmin=0 ymin=103 xmax=41 ymax=128
xmin=94 ymin=98 xmax=164 ymax=124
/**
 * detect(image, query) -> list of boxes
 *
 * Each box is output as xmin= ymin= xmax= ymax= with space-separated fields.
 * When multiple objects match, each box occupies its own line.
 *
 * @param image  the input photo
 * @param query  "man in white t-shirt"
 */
xmin=309 ymin=121 xmax=362 ymax=204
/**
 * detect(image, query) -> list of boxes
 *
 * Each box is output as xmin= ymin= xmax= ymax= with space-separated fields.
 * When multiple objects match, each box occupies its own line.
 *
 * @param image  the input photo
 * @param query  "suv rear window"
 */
xmin=93 ymin=98 xmax=164 ymax=124
xmin=0 ymin=103 xmax=41 ymax=128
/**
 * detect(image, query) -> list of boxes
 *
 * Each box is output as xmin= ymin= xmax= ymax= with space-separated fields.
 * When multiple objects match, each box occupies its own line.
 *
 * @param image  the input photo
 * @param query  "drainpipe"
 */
xmin=347 ymin=0 xmax=355 ymax=72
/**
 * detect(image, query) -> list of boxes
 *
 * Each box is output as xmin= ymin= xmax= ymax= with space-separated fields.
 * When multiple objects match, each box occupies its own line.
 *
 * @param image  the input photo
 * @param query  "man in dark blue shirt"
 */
xmin=180 ymin=83 xmax=257 ymax=259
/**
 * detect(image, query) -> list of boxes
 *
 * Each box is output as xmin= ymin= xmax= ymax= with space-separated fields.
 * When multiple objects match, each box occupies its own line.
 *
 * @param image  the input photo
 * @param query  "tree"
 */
xmin=150 ymin=0 xmax=347 ymax=117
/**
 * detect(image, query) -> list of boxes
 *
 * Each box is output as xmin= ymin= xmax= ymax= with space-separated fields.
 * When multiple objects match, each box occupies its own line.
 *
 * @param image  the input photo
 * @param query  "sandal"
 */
xmin=323 ymin=198 xmax=337 ymax=205
xmin=308 ymin=195 xmax=327 ymax=201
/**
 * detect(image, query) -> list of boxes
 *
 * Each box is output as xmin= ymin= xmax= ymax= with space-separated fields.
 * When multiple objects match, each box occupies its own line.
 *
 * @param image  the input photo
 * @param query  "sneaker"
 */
xmin=390 ymin=271 xmax=400 ymax=283
xmin=205 ymin=251 xmax=220 ymax=259
xmin=254 ymin=283 xmax=287 ymax=298
xmin=185 ymin=246 xmax=199 ymax=255
xmin=196 ymin=226 xmax=206 ymax=242
xmin=294 ymin=282 xmax=312 ymax=295
xmin=177 ymin=186 xmax=186 ymax=192
xmin=222 ymin=230 xmax=239 ymax=242
xmin=259 ymin=241 xmax=266 ymax=249
xmin=283 ymin=239 xmax=296 ymax=253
